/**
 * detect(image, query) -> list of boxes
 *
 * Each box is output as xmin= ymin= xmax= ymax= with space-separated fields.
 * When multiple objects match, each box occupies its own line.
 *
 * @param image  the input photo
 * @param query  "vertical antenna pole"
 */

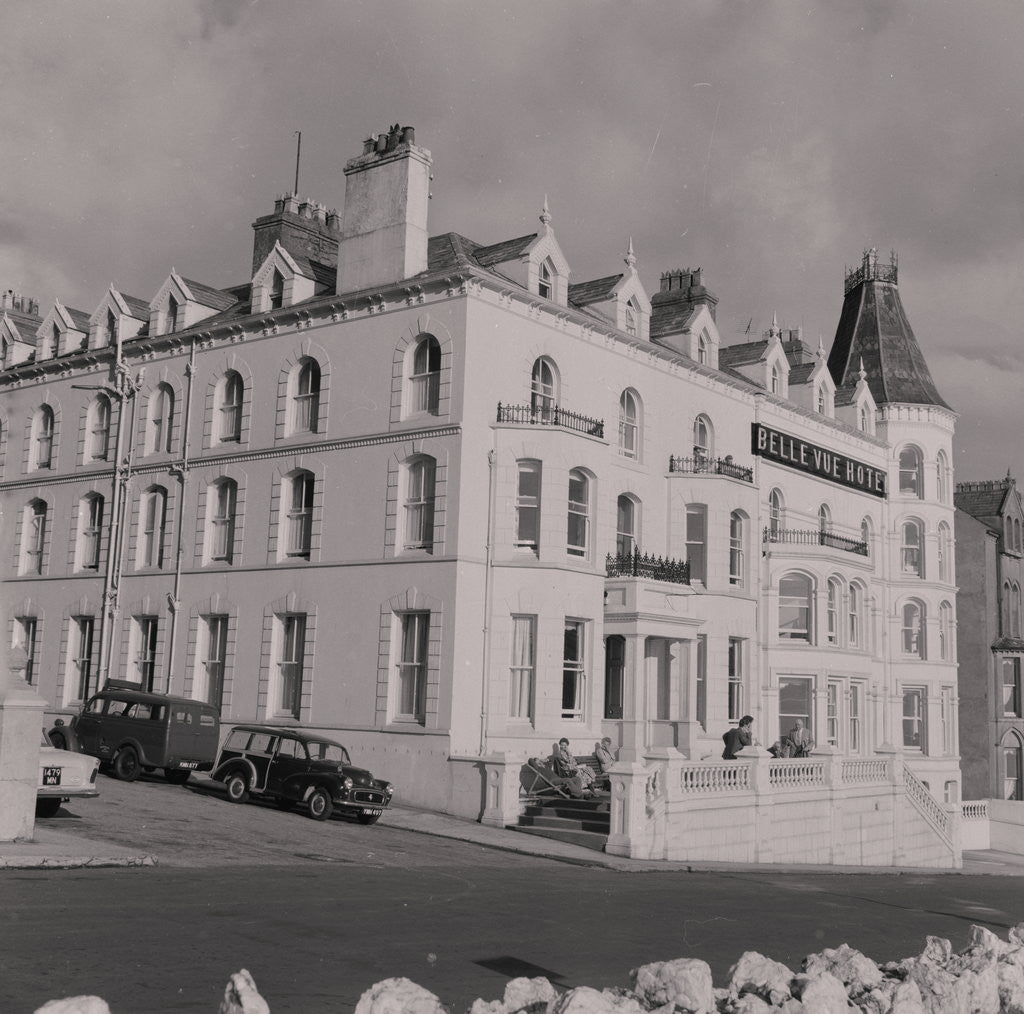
xmin=293 ymin=130 xmax=302 ymax=196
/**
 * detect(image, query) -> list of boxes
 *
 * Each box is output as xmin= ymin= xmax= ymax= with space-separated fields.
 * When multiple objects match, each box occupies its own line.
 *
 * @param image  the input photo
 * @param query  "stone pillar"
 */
xmin=0 ymin=644 xmax=47 ymax=841
xmin=877 ymin=743 xmax=902 ymax=865
xmin=618 ymin=635 xmax=646 ymax=762
xmin=740 ymin=745 xmax=773 ymax=863
xmin=605 ymin=760 xmax=654 ymax=858
xmin=479 ymin=752 xmax=524 ymax=828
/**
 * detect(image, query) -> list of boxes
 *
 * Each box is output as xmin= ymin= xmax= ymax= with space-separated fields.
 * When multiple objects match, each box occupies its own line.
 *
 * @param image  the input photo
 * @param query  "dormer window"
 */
xmin=105 ymin=309 xmax=118 ymax=345
xmin=698 ymin=331 xmax=710 ymax=366
xmin=770 ymin=365 xmax=781 ymax=395
xmin=269 ymin=269 xmax=285 ymax=310
xmin=166 ymin=294 xmax=180 ymax=333
xmin=538 ymin=261 xmax=553 ymax=300
xmin=816 ymin=387 xmax=827 ymax=414
xmin=624 ymin=299 xmax=638 ymax=338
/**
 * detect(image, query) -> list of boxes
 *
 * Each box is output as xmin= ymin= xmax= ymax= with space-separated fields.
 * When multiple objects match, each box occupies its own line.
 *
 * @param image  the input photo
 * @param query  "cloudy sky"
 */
xmin=1 ymin=1 xmax=1020 ymax=482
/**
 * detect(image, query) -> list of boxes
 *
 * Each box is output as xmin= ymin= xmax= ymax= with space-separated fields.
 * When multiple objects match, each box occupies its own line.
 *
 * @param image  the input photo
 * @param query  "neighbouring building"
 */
xmin=955 ymin=474 xmax=1024 ymax=801
xmin=0 ymin=125 xmax=962 ymax=865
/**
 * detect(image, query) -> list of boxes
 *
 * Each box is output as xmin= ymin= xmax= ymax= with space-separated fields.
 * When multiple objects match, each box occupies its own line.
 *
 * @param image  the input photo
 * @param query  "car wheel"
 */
xmin=164 ymin=769 xmax=191 ymax=785
xmin=113 ymin=747 xmax=141 ymax=782
xmin=48 ymin=731 xmax=67 ymax=751
xmin=307 ymin=788 xmax=333 ymax=821
xmin=357 ymin=812 xmax=381 ymax=826
xmin=35 ymin=798 xmax=61 ymax=818
xmin=275 ymin=797 xmax=295 ymax=811
xmin=224 ymin=772 xmax=249 ymax=804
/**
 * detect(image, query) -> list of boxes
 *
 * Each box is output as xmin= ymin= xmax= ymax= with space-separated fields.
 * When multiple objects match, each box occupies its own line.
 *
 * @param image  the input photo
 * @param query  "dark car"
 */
xmin=49 ymin=681 xmax=221 ymax=784
xmin=212 ymin=725 xmax=394 ymax=823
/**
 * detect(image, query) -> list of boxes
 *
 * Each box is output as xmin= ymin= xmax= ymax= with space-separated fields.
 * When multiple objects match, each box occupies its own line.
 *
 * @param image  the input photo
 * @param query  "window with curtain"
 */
xmin=530 ymin=358 xmax=557 ymax=423
xmin=618 ymin=390 xmax=639 ymax=459
xmin=80 ymin=494 xmax=104 ymax=571
xmin=210 ymin=480 xmax=237 ymax=563
xmin=902 ymin=687 xmax=925 ymax=749
xmin=901 ymin=601 xmax=925 ymax=658
xmin=202 ymin=615 xmax=229 ymax=710
xmin=566 ymin=469 xmax=590 ymax=558
xmin=396 ymin=611 xmax=429 ymax=723
xmin=898 ymin=446 xmax=923 ymax=497
xmin=72 ymin=616 xmax=95 ymax=701
xmin=1005 ymin=741 xmax=1023 ymax=801
xmin=139 ymin=487 xmax=167 ymax=568
xmin=219 ymin=372 xmax=243 ymax=443
xmin=769 ymin=489 xmax=784 ymax=537
xmin=728 ymin=639 xmax=744 ymax=720
xmin=90 ymin=395 xmax=111 ymax=460
xmin=826 ymin=578 xmax=841 ymax=645
xmin=509 ymin=615 xmax=536 ymax=721
xmin=410 ymin=335 xmax=441 ymax=415
xmin=561 ymin=620 xmax=586 ymax=720
xmin=901 ymin=519 xmax=923 ymax=577
xmin=515 ymin=460 xmax=541 ymax=552
xmin=293 ymin=358 xmax=321 ymax=434
xmin=1004 ymin=658 xmax=1022 ymax=718
xmin=277 ymin=613 xmax=306 ymax=718
xmin=150 ymin=385 xmax=174 ymax=454
xmin=33 ymin=405 xmax=54 ymax=469
xmin=778 ymin=573 xmax=813 ymax=642
xmin=616 ymin=495 xmax=636 ymax=557
xmin=729 ymin=511 xmax=745 ymax=586
xmin=686 ymin=504 xmax=707 ymax=583
xmin=23 ymin=500 xmax=47 ymax=575
xmin=286 ymin=472 xmax=314 ymax=559
xmin=404 ymin=457 xmax=436 ymax=552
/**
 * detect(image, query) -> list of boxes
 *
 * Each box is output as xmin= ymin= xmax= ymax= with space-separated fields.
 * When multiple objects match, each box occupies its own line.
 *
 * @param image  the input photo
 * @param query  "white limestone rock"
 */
xmin=33 ymin=999 xmax=111 ymax=1014
xmin=355 ymin=977 xmax=447 ymax=1014
xmin=631 ymin=957 xmax=715 ymax=1012
xmin=803 ymin=944 xmax=883 ymax=994
xmin=719 ymin=994 xmax=773 ymax=1014
xmin=999 ymin=960 xmax=1024 ymax=1014
xmin=791 ymin=969 xmax=853 ymax=1012
xmin=218 ymin=969 xmax=270 ymax=1014
xmin=467 ymin=1001 xmax=506 ymax=1014
xmin=504 ymin=976 xmax=558 ymax=1012
xmin=551 ymin=986 xmax=646 ymax=1014
xmin=727 ymin=952 xmax=795 ymax=1006
xmin=888 ymin=979 xmax=927 ymax=1014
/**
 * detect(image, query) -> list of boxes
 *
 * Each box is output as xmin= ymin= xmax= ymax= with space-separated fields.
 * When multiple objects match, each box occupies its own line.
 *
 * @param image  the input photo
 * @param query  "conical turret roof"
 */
xmin=827 ymin=249 xmax=949 ymax=409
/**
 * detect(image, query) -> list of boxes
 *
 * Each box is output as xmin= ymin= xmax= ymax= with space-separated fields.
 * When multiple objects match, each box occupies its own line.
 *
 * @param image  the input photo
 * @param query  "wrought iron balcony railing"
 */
xmin=605 ymin=548 xmax=691 ymax=585
xmin=668 ymin=454 xmax=754 ymax=482
xmin=496 ymin=402 xmax=604 ymax=438
xmin=763 ymin=527 xmax=868 ymax=556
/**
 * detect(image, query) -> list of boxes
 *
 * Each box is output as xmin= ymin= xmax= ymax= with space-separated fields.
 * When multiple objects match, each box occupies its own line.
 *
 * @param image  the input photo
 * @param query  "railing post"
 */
xmin=480 ymin=752 xmax=525 ymax=828
xmin=876 ymin=743 xmax=903 ymax=865
xmin=738 ymin=745 xmax=773 ymax=862
xmin=605 ymin=760 xmax=657 ymax=859
xmin=812 ymin=745 xmax=838 ymax=862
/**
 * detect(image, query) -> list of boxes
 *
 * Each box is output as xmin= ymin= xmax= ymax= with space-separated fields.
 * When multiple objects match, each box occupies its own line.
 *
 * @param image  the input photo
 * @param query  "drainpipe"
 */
xmin=165 ymin=339 xmax=196 ymax=695
xmin=479 ymin=445 xmax=498 ymax=755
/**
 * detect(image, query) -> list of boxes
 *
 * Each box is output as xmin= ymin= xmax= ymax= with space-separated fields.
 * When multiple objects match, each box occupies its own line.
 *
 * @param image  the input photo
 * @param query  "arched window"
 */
xmin=816 ymin=387 xmax=827 ymax=415
xmin=848 ymin=582 xmax=864 ymax=648
xmin=104 ymin=309 xmax=118 ymax=345
xmin=514 ymin=459 xmax=541 ymax=553
xmin=617 ymin=390 xmax=640 ymax=460
xmin=1014 ymin=584 xmax=1022 ymax=639
xmin=538 ymin=260 xmax=554 ymax=300
xmin=218 ymin=372 xmax=243 ymax=443
xmin=138 ymin=486 xmax=167 ymax=568
xmin=898 ymin=446 xmax=923 ymax=498
xmin=938 ymin=522 xmax=952 ymax=582
xmin=1005 ymin=735 xmax=1024 ymax=800
xmin=624 ymin=298 xmax=639 ymax=337
xmin=770 ymin=364 xmax=781 ymax=395
xmin=567 ymin=468 xmax=590 ymax=558
xmin=901 ymin=600 xmax=925 ymax=658
xmin=860 ymin=516 xmax=872 ymax=555
xmin=404 ymin=456 xmax=436 ymax=552
xmin=901 ymin=519 xmax=924 ymax=577
xmin=78 ymin=493 xmax=104 ymax=571
xmin=818 ymin=503 xmax=831 ymax=537
xmin=779 ymin=573 xmax=813 ymax=642
xmin=149 ymin=384 xmax=175 ymax=454
xmin=769 ymin=488 xmax=785 ymax=538
xmin=697 ymin=329 xmax=710 ymax=366
xmin=208 ymin=479 xmax=238 ymax=564
xmin=410 ymin=335 xmax=441 ymax=415
xmin=1004 ymin=583 xmax=1013 ymax=637
xmin=22 ymin=499 xmax=48 ymax=575
xmin=826 ymin=577 xmax=842 ymax=645
xmin=89 ymin=395 xmax=111 ymax=461
xmin=285 ymin=471 xmax=314 ymax=559
xmin=936 ymin=451 xmax=950 ymax=504
xmin=616 ymin=494 xmax=637 ymax=557
xmin=729 ymin=510 xmax=746 ymax=587
xmin=1016 ymin=519 xmax=1022 ymax=553
xmin=32 ymin=405 xmax=54 ymax=469
xmin=530 ymin=358 xmax=557 ymax=423
xmin=166 ymin=293 xmax=180 ymax=333
xmin=939 ymin=601 xmax=954 ymax=660
xmin=293 ymin=358 xmax=321 ymax=434
xmin=693 ymin=414 xmax=713 ymax=463
xmin=269 ymin=269 xmax=285 ymax=310
xmin=859 ymin=405 xmax=870 ymax=433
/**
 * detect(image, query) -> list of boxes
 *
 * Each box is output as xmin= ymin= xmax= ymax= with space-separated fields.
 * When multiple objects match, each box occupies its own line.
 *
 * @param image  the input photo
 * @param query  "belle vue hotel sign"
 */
xmin=751 ymin=423 xmax=887 ymax=498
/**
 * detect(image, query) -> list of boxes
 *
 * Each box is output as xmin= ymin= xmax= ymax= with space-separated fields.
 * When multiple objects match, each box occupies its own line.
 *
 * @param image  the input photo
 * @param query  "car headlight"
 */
xmin=385 ymin=784 xmax=394 ymax=796
xmin=342 ymin=777 xmax=354 ymax=791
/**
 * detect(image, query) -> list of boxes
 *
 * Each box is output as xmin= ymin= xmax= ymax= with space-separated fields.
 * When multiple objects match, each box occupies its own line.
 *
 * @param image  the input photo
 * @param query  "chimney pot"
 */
xmin=376 ymin=133 xmax=388 ymax=153
xmin=401 ymin=125 xmax=416 ymax=145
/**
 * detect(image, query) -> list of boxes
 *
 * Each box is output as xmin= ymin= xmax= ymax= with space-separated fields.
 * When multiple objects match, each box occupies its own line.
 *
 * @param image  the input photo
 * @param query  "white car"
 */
xmin=37 ymin=732 xmax=100 ymax=817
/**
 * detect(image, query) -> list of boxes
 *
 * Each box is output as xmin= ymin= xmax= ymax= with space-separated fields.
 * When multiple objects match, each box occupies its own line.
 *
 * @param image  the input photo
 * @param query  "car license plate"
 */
xmin=42 ymin=767 xmax=62 ymax=786
xmin=180 ymin=762 xmax=199 ymax=769
xmin=361 ymin=808 xmax=382 ymax=816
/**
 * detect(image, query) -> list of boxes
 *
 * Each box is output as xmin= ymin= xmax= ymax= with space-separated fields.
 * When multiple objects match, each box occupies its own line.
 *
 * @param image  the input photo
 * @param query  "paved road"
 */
xmin=4 ymin=774 xmax=1024 ymax=1013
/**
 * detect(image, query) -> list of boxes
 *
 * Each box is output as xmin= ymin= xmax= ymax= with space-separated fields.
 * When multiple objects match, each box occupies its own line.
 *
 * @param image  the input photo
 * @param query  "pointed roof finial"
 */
xmin=817 ymin=334 xmax=826 ymax=359
xmin=858 ymin=356 xmax=867 ymax=383
xmin=624 ymin=236 xmax=636 ymax=270
xmin=768 ymin=311 xmax=779 ymax=338
xmin=539 ymin=195 xmax=551 ymax=228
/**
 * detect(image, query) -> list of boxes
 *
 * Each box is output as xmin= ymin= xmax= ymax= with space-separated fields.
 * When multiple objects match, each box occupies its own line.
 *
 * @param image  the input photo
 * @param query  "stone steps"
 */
xmin=511 ymin=795 xmax=611 ymax=852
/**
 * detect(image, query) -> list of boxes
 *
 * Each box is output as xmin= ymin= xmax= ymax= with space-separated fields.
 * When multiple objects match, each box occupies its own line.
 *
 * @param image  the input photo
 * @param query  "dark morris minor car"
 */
xmin=212 ymin=726 xmax=394 ymax=823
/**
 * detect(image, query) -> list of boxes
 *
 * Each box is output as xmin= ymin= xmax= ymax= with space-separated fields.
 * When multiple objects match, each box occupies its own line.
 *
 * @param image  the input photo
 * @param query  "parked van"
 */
xmin=50 ymin=681 xmax=220 ymax=784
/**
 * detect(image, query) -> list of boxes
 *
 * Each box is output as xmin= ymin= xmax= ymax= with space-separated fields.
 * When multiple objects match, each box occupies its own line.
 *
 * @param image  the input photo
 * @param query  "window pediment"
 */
xmin=36 ymin=302 xmax=88 ymax=359
xmin=149 ymin=271 xmax=234 ymax=336
xmin=89 ymin=288 xmax=146 ymax=350
xmin=252 ymin=242 xmax=318 ymax=313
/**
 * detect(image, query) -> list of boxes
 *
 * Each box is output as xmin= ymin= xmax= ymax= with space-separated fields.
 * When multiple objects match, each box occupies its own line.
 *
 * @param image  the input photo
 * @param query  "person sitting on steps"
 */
xmin=553 ymin=737 xmax=597 ymax=797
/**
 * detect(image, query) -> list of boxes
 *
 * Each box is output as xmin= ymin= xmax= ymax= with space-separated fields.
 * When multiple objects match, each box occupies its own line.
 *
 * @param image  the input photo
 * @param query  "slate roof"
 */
xmin=121 ymin=294 xmax=150 ymax=319
xmin=291 ymin=256 xmax=336 ymax=291
xmin=568 ymin=275 xmax=622 ymax=306
xmin=471 ymin=234 xmax=536 ymax=267
xmin=955 ymin=482 xmax=1014 ymax=522
xmin=827 ymin=274 xmax=949 ymax=409
xmin=787 ymin=362 xmax=816 ymax=386
xmin=649 ymin=301 xmax=699 ymax=340
xmin=834 ymin=382 xmax=860 ymax=407
xmin=719 ymin=340 xmax=769 ymax=369
xmin=66 ymin=308 xmax=91 ymax=332
xmin=181 ymin=278 xmax=239 ymax=312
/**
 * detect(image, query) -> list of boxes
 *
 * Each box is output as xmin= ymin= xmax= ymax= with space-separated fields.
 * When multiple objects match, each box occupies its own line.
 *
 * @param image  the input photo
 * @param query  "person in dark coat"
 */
xmin=722 ymin=715 xmax=754 ymax=759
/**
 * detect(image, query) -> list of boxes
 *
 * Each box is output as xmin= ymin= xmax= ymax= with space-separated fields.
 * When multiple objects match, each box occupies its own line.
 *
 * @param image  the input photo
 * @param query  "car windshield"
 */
xmin=307 ymin=741 xmax=350 ymax=765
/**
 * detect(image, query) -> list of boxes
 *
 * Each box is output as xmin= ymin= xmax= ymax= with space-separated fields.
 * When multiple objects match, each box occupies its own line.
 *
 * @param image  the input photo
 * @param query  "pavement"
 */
xmin=3 ymin=776 xmax=1023 ymax=875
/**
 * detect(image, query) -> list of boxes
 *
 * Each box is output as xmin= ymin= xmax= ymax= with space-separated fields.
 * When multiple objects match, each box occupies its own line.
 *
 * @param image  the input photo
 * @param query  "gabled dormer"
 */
xmin=148 ymin=271 xmax=237 ymax=336
xmin=36 ymin=301 xmax=89 ymax=360
xmin=567 ymin=240 xmax=652 ymax=340
xmin=474 ymin=199 xmax=571 ymax=306
xmin=252 ymin=241 xmax=328 ymax=313
xmin=789 ymin=337 xmax=836 ymax=417
xmin=89 ymin=287 xmax=148 ymax=350
xmin=835 ymin=357 xmax=877 ymax=435
xmin=649 ymin=268 xmax=720 ymax=365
